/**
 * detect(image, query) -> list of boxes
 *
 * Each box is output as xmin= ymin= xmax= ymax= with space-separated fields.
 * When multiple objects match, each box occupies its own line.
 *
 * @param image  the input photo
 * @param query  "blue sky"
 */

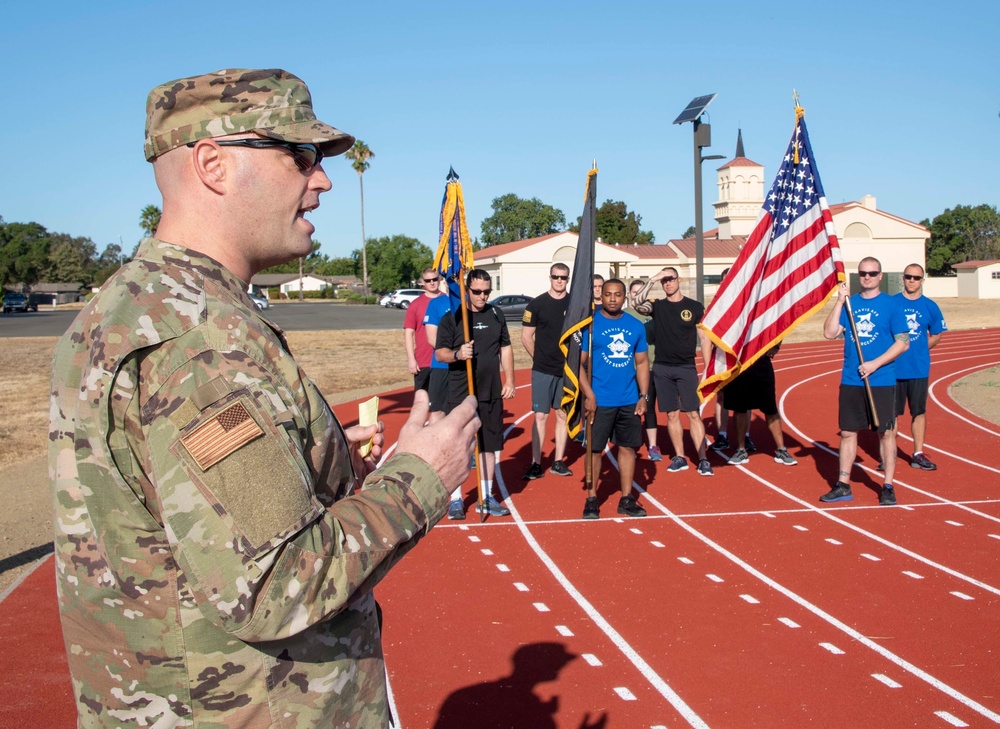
xmin=2 ymin=1 xmax=996 ymax=260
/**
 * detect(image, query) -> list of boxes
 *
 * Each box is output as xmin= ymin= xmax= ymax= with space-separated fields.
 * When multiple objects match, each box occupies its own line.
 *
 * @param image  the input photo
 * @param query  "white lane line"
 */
xmin=945 ymin=521 xmax=964 ymax=527
xmin=826 ymin=538 xmax=843 ymax=545
xmin=706 ymin=574 xmax=724 ymax=583
xmin=468 ymin=535 xmax=481 ymax=543
xmin=494 ymin=424 xmax=710 ymax=729
xmin=935 ymin=711 xmax=970 ymax=727
xmin=989 ymin=534 xmax=1000 ymax=541
xmin=496 ymin=564 xmax=510 ymax=573
xmin=385 ymin=666 xmax=402 ymax=729
xmin=630 ymin=528 xmax=644 ymax=535
xmin=903 ymin=571 xmax=925 ymax=580
xmin=514 ymin=582 xmax=529 ymax=592
xmin=778 ymin=617 xmax=801 ymax=628
xmin=651 ymin=541 xmax=666 ymax=548
xmin=740 ymin=594 xmax=760 ymax=604
xmin=900 ymin=505 xmax=915 ymax=511
xmin=533 ymin=602 xmax=550 ymax=612
xmin=458 ymin=525 xmax=469 ymax=531
xmin=556 ymin=625 xmax=574 ymax=637
xmin=929 ymin=361 xmax=1000 ymax=443
xmin=820 ymin=642 xmax=846 ymax=655
xmin=872 ymin=673 xmax=902 ymax=688
xmin=614 ymin=687 xmax=637 ymax=701
xmin=950 ymin=591 xmax=974 ymax=601
xmin=678 ymin=557 xmax=694 ymax=565
xmin=583 ymin=653 xmax=602 ymax=667
xmin=762 ymin=512 xmax=776 ymax=518
xmin=481 ymin=548 xmax=494 ymax=556
xmin=861 ymin=553 xmax=882 ymax=562
xmin=793 ymin=525 xmax=809 ymax=531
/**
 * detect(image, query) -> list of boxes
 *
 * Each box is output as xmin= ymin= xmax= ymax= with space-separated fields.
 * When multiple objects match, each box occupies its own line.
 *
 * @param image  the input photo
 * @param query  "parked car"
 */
xmin=248 ymin=293 xmax=269 ymax=310
xmin=388 ymin=289 xmax=424 ymax=310
xmin=379 ymin=293 xmax=394 ymax=307
xmin=489 ymin=294 xmax=532 ymax=321
xmin=2 ymin=292 xmax=35 ymax=313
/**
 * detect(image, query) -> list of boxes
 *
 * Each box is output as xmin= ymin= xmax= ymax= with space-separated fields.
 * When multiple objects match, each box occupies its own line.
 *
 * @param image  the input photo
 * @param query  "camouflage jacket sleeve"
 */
xmin=127 ymin=341 xmax=450 ymax=643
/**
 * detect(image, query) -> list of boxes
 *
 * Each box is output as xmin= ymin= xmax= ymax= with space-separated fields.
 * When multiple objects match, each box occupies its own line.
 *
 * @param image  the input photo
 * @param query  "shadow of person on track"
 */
xmin=433 ymin=642 xmax=606 ymax=729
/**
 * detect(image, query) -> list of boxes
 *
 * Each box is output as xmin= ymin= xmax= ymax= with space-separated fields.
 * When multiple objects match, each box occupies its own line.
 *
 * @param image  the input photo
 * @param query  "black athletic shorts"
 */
xmin=590 ymin=404 xmax=642 ymax=453
xmin=895 ymin=378 xmax=929 ymax=417
xmin=839 ymin=385 xmax=896 ymax=433
xmin=643 ymin=374 xmax=658 ymax=430
xmin=471 ymin=398 xmax=504 ymax=452
xmin=428 ymin=369 xmax=450 ymax=413
xmin=723 ymin=357 xmax=778 ymax=416
xmin=413 ymin=367 xmax=431 ymax=393
xmin=653 ymin=363 xmax=700 ymax=413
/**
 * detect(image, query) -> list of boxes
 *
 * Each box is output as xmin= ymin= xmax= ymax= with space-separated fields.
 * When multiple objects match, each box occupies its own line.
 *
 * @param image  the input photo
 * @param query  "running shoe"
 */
xmin=879 ymin=485 xmax=897 ymax=506
xmin=819 ymin=482 xmax=853 ymax=503
xmin=745 ymin=435 xmax=758 ymax=452
xmin=549 ymin=460 xmax=573 ymax=477
xmin=582 ymin=497 xmax=600 ymax=520
xmin=475 ymin=496 xmax=511 ymax=517
xmin=447 ymin=499 xmax=465 ymax=520
xmin=773 ymin=448 xmax=798 ymax=466
xmin=710 ymin=435 xmax=730 ymax=452
xmin=910 ymin=453 xmax=937 ymax=471
xmin=667 ymin=456 xmax=689 ymax=472
xmin=523 ymin=462 xmax=543 ymax=481
xmin=617 ymin=495 xmax=647 ymax=517
xmin=697 ymin=459 xmax=715 ymax=477
xmin=648 ymin=445 xmax=663 ymax=462
xmin=727 ymin=449 xmax=749 ymax=466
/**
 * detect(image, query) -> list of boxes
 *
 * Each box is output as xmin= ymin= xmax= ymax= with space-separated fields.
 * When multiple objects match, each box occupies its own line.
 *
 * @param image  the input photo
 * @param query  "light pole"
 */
xmin=674 ymin=94 xmax=725 ymax=303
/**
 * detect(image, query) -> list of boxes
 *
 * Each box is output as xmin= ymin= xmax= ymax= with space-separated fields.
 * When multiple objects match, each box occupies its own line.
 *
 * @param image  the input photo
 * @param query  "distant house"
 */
xmin=951 ymin=260 xmax=1000 ymax=299
xmin=249 ymin=273 xmax=357 ymax=298
xmin=31 ymin=282 xmax=85 ymax=305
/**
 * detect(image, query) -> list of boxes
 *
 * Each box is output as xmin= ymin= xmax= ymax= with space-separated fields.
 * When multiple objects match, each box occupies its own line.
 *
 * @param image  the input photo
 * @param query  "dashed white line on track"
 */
xmin=481 ymin=548 xmax=493 ymax=555
xmin=945 ymin=521 xmax=964 ymax=527
xmin=762 ymin=512 xmax=776 ymax=518
xmin=739 ymin=594 xmax=760 ymax=604
xmin=678 ymin=557 xmax=694 ymax=565
xmin=630 ymin=528 xmax=643 ymax=534
xmin=903 ymin=571 xmax=924 ymax=579
xmin=468 ymin=535 xmax=480 ymax=542
xmin=989 ymin=534 xmax=1000 ymax=541
xmin=950 ymin=591 xmax=974 ymax=601
xmin=793 ymin=525 xmax=809 ymax=531
xmin=778 ymin=617 xmax=801 ymax=628
xmin=458 ymin=525 xmax=469 ymax=531
xmin=496 ymin=564 xmax=510 ymax=573
xmin=872 ymin=674 xmax=902 ymax=688
xmin=651 ymin=541 xmax=665 ymax=548
xmin=935 ymin=711 xmax=969 ymax=727
xmin=533 ymin=602 xmax=550 ymax=612
xmin=861 ymin=553 xmax=882 ymax=562
xmin=582 ymin=653 xmax=602 ymax=666
xmin=820 ymin=642 xmax=845 ymax=655
xmin=826 ymin=538 xmax=843 ymax=545
xmin=614 ymin=687 xmax=637 ymax=701
xmin=513 ymin=582 xmax=529 ymax=592
xmin=706 ymin=574 xmax=724 ymax=583
xmin=556 ymin=625 xmax=574 ymax=637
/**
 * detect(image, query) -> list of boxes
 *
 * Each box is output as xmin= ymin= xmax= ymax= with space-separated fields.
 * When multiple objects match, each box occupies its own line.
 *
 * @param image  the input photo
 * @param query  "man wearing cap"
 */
xmin=49 ymin=68 xmax=481 ymax=727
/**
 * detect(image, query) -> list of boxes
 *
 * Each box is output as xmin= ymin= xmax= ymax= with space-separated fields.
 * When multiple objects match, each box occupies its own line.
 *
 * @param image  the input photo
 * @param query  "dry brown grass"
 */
xmin=3 ymin=297 xmax=999 ymax=470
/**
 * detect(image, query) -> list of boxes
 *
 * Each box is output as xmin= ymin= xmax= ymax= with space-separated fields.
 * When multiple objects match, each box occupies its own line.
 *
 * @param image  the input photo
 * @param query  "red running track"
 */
xmin=3 ymin=331 xmax=999 ymax=727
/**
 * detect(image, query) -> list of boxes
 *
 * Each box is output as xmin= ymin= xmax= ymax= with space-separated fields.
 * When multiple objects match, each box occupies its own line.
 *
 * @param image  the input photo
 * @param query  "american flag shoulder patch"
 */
xmin=181 ymin=400 xmax=264 ymax=471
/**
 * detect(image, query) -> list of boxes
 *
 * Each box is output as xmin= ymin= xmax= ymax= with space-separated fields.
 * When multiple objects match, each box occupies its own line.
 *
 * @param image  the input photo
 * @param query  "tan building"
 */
xmin=951 ymin=260 xmax=1000 ymax=298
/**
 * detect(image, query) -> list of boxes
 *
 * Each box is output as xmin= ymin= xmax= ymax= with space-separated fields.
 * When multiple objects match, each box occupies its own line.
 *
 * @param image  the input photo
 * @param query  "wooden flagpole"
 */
xmin=843 ymin=295 xmax=880 ymax=430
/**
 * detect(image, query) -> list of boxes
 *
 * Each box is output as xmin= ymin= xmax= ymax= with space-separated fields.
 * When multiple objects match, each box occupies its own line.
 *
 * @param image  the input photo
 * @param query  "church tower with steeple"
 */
xmin=713 ymin=129 xmax=765 ymax=239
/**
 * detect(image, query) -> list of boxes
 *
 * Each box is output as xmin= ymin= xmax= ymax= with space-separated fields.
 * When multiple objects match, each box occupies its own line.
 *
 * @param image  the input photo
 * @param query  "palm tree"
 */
xmin=345 ymin=140 xmax=375 ymax=297
xmin=139 ymin=205 xmax=161 ymax=239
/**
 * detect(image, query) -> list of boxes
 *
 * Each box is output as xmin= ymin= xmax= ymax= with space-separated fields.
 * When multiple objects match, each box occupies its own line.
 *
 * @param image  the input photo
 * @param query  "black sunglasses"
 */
xmin=187 ymin=138 xmax=324 ymax=172
xmin=661 ymin=275 xmax=678 ymax=283
xmin=469 ymin=288 xmax=492 ymax=296
xmin=423 ymin=277 xmax=440 ymax=283
xmin=858 ymin=270 xmax=881 ymax=278
xmin=903 ymin=274 xmax=923 ymax=281
xmin=550 ymin=275 xmax=568 ymax=281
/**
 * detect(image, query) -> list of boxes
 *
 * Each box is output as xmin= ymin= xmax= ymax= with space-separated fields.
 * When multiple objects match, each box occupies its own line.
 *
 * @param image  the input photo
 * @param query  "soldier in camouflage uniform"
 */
xmin=49 ymin=68 xmax=481 ymax=728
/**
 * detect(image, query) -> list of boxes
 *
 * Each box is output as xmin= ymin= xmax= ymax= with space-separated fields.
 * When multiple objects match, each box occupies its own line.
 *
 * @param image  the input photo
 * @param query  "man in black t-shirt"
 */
xmin=436 ymin=269 xmax=516 ymax=519
xmin=520 ymin=263 xmax=572 ymax=480
xmin=634 ymin=267 xmax=713 ymax=477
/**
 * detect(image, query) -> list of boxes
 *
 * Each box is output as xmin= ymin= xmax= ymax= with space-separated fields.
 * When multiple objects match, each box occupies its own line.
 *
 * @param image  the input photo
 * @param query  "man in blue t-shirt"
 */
xmin=579 ymin=279 xmax=650 ymax=519
xmin=893 ymin=263 xmax=947 ymax=471
xmin=821 ymin=257 xmax=909 ymax=505
xmin=423 ymin=291 xmax=455 ymax=423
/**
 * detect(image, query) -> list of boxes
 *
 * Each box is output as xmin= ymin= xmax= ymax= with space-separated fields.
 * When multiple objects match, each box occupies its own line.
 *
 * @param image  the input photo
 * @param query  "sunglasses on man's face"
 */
xmin=423 ymin=277 xmax=440 ymax=283
xmin=661 ymin=276 xmax=678 ymax=283
xmin=550 ymin=275 xmax=569 ymax=281
xmin=469 ymin=288 xmax=492 ymax=296
xmin=858 ymin=270 xmax=881 ymax=278
xmin=188 ymin=138 xmax=324 ymax=172
xmin=903 ymin=274 xmax=923 ymax=281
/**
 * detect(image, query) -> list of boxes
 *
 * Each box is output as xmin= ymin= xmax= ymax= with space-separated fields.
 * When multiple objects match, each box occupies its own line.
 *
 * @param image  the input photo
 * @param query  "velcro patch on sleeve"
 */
xmin=181 ymin=401 xmax=264 ymax=470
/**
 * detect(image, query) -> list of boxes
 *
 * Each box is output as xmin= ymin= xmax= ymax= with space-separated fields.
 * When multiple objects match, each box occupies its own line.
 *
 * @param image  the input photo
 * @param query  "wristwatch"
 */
xmin=640 ymin=393 xmax=649 ymax=401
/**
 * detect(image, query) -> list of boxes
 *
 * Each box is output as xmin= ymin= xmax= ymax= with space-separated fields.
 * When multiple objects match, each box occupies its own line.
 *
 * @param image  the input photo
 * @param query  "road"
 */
xmin=0 ymin=302 xmax=408 ymax=338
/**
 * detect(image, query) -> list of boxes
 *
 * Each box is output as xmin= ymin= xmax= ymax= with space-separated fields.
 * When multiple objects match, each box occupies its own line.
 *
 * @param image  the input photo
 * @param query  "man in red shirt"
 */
xmin=404 ymin=267 xmax=444 ymax=391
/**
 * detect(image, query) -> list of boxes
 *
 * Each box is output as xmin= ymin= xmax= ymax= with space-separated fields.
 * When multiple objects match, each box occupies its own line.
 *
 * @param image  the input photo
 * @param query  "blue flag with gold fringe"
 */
xmin=433 ymin=168 xmax=475 ymax=314
xmin=559 ymin=168 xmax=597 ymax=439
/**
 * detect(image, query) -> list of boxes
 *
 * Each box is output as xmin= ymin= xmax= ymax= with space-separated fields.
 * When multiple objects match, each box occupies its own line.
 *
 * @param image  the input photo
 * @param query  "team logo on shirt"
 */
xmin=681 ymin=309 xmax=693 ymax=322
xmin=856 ymin=312 xmax=875 ymax=339
xmin=600 ymin=329 xmax=633 ymax=368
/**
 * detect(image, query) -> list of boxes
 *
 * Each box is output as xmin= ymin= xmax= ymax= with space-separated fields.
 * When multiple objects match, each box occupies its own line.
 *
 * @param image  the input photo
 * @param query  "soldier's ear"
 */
xmin=190 ymin=140 xmax=228 ymax=195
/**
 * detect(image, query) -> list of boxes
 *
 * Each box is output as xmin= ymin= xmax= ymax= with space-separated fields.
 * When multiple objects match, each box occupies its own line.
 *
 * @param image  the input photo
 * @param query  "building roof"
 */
xmin=31 ymin=282 xmax=84 ymax=292
xmin=474 ymin=232 xmax=567 ymax=260
xmin=611 ymin=243 xmax=679 ymax=260
xmin=827 ymin=201 xmax=929 ymax=233
xmin=950 ymin=260 xmax=1000 ymax=270
xmin=670 ymin=237 xmax=746 ymax=258
xmin=718 ymin=157 xmax=763 ymax=170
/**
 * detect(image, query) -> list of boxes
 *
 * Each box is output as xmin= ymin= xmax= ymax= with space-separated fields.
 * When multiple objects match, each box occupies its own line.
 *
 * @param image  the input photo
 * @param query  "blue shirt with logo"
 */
xmin=892 ymin=293 xmax=947 ymax=380
xmin=424 ymin=296 xmax=453 ymax=370
xmin=839 ymin=292 xmax=908 ymax=387
xmin=582 ymin=311 xmax=648 ymax=407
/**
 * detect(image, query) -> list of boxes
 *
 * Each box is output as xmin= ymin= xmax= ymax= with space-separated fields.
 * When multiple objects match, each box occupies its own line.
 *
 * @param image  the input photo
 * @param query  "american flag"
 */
xmin=698 ymin=112 xmax=845 ymax=401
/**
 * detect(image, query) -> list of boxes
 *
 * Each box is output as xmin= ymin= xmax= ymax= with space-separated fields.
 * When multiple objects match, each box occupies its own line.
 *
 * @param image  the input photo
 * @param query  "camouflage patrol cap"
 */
xmin=144 ymin=68 xmax=355 ymax=162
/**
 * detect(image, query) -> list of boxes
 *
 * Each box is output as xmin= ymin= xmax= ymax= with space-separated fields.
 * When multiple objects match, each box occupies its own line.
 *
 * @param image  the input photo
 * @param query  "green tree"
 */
xmin=344 ymin=140 xmax=375 ymax=294
xmin=45 ymin=233 xmax=97 ymax=283
xmin=923 ymin=204 xmax=1000 ymax=275
xmin=140 ymin=204 xmax=161 ymax=239
xmin=0 ymin=219 xmax=51 ymax=286
xmin=316 ymin=257 xmax=357 ymax=277
xmin=260 ymin=241 xmax=329 ymax=274
xmin=91 ymin=243 xmax=124 ymax=286
xmin=681 ymin=225 xmax=696 ymax=239
xmin=480 ymin=194 xmax=566 ymax=246
xmin=358 ymin=235 xmax=433 ymax=292
xmin=571 ymin=199 xmax=655 ymax=245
